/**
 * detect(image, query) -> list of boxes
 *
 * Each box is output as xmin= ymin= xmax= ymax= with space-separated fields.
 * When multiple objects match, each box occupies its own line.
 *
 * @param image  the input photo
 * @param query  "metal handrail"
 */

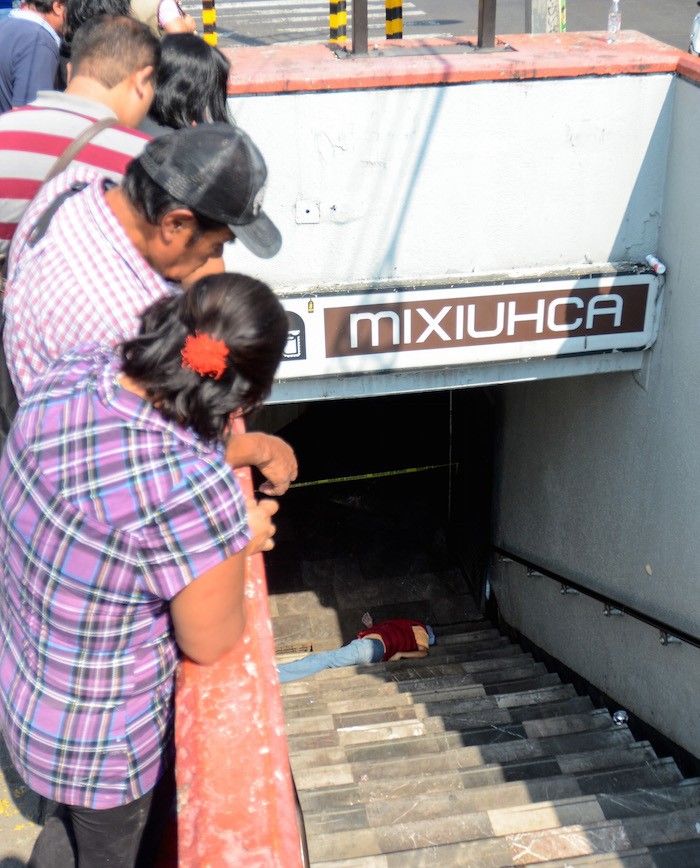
xmin=292 ymin=770 xmax=312 ymax=868
xmin=493 ymin=545 xmax=700 ymax=650
xmin=350 ymin=0 xmax=498 ymax=54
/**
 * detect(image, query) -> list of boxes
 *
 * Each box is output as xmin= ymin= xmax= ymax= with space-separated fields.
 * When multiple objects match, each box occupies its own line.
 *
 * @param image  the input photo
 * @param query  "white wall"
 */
xmin=228 ymin=66 xmax=699 ymax=756
xmin=491 ymin=74 xmax=700 ymax=759
xmin=227 ymin=74 xmax=672 ymax=292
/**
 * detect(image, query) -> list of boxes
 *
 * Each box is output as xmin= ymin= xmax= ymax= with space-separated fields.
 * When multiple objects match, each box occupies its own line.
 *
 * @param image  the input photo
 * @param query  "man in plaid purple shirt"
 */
xmin=4 ymin=123 xmax=297 ymax=496
xmin=0 ymin=273 xmax=288 ymax=866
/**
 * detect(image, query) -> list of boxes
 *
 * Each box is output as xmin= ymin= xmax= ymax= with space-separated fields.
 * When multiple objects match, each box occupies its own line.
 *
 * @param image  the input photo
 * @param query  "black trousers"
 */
xmin=27 ymin=763 xmax=175 ymax=868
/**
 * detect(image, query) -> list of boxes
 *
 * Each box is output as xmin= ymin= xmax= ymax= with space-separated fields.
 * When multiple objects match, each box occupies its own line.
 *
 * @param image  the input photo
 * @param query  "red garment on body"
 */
xmin=357 ymin=619 xmax=425 ymax=662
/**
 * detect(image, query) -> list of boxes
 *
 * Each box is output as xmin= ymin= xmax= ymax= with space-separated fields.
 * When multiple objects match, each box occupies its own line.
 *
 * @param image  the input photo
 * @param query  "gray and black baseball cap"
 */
xmin=137 ymin=123 xmax=282 ymax=259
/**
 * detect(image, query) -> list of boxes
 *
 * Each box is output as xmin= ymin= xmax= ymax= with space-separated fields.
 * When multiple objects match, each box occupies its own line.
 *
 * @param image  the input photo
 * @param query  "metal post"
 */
xmin=525 ymin=0 xmax=534 ymax=32
xmin=329 ymin=0 xmax=347 ymax=44
xmin=386 ymin=0 xmax=402 ymax=39
xmin=477 ymin=0 xmax=496 ymax=48
xmin=352 ymin=0 xmax=368 ymax=54
xmin=526 ymin=0 xmax=565 ymax=34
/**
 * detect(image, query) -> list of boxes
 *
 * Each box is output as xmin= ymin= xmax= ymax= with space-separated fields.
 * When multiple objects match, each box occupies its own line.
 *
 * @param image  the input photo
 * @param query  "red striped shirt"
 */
xmin=0 ymin=93 xmax=150 ymax=257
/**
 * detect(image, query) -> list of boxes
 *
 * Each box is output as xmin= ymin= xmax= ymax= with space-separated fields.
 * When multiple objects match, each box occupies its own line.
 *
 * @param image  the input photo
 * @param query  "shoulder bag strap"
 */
xmin=0 ymin=117 xmax=118 ymax=280
xmin=20 ymin=117 xmax=119 ymax=254
xmin=27 ymin=182 xmax=90 ymax=249
xmin=43 ymin=117 xmax=118 ymax=184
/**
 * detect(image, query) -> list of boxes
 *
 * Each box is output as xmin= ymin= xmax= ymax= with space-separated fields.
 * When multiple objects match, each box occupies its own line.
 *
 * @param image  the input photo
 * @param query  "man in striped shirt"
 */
xmin=0 ymin=14 xmax=158 ymax=259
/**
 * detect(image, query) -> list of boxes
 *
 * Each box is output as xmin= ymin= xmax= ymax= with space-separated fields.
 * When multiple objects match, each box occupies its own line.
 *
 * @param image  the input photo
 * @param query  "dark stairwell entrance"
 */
xmin=258 ymin=389 xmax=700 ymax=866
xmin=261 ymin=388 xmax=493 ymax=656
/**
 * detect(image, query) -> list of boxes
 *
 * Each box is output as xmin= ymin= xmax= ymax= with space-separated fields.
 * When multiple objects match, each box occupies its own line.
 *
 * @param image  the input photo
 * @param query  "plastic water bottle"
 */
xmin=607 ymin=0 xmax=621 ymax=43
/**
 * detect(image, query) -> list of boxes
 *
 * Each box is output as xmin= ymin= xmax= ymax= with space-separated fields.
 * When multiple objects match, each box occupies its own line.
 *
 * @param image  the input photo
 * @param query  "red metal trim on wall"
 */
xmin=222 ymin=31 xmax=688 ymax=97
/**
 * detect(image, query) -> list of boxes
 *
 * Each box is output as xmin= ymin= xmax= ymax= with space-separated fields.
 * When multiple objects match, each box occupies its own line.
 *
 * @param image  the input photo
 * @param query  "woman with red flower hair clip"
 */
xmin=0 ymin=272 xmax=288 ymax=867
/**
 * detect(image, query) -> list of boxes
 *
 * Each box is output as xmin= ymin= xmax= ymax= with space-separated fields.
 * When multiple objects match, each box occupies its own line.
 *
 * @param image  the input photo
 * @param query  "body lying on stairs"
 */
xmin=277 ymin=614 xmax=436 ymax=683
xmin=281 ymin=622 xmax=700 ymax=866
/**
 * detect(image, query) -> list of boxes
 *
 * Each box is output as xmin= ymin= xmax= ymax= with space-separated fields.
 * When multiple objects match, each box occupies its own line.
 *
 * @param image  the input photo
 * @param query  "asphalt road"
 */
xmin=182 ymin=0 xmax=698 ymax=51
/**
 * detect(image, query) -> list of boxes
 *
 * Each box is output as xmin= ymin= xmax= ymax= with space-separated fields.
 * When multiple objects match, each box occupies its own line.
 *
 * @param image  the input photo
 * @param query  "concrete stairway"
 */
xmin=280 ymin=620 xmax=700 ymax=867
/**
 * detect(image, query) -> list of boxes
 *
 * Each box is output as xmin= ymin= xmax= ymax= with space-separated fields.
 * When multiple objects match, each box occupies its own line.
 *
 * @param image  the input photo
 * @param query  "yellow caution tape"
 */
xmin=289 ymin=462 xmax=457 ymax=489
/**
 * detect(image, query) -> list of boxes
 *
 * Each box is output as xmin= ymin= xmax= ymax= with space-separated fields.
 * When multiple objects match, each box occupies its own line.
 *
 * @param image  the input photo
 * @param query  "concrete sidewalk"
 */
xmin=0 ymin=738 xmax=46 ymax=865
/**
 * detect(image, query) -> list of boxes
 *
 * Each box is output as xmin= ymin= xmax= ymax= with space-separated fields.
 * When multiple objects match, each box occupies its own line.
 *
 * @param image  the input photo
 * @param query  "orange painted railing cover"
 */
xmin=174 ymin=419 xmax=301 ymax=867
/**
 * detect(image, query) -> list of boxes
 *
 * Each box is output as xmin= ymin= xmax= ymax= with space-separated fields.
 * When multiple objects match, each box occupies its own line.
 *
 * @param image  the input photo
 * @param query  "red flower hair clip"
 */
xmin=181 ymin=332 xmax=229 ymax=380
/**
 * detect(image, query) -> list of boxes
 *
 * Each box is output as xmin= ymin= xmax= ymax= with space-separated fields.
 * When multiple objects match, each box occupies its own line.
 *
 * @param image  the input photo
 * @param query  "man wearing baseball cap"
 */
xmin=4 ymin=123 xmax=296 ymax=493
xmin=135 ymin=123 xmax=281 ymax=261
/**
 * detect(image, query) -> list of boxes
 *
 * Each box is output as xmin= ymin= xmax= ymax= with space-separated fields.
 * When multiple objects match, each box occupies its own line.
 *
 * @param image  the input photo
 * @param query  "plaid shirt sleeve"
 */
xmin=136 ymin=457 xmax=252 ymax=601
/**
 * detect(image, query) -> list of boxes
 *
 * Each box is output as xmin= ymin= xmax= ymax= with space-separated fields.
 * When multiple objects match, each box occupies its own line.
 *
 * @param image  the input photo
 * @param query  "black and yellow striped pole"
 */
xmin=329 ymin=0 xmax=347 ymax=44
xmin=202 ymin=0 xmax=217 ymax=45
xmin=386 ymin=0 xmax=402 ymax=39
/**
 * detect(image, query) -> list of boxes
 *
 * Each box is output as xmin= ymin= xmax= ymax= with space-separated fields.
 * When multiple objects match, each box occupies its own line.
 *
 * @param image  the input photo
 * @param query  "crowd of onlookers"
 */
xmin=0 ymin=8 xmax=300 ymax=867
xmin=0 ymin=13 xmax=240 ymax=261
xmin=0 ymin=0 xmax=201 ymax=113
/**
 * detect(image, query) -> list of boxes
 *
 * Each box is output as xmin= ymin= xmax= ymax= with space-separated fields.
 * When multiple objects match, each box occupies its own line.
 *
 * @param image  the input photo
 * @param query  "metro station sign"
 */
xmin=278 ymin=272 xmax=660 ymax=380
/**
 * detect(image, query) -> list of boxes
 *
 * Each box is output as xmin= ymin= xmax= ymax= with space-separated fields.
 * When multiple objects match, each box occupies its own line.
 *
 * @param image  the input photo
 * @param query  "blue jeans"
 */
xmin=277 ymin=638 xmax=384 ymax=683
